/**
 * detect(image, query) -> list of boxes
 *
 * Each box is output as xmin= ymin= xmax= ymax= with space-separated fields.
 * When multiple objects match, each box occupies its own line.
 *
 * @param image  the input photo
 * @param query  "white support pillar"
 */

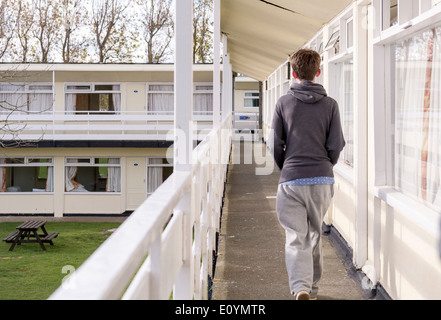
xmin=222 ymin=34 xmax=233 ymax=121
xmin=174 ymin=0 xmax=194 ymax=172
xmin=353 ymin=2 xmax=369 ymax=269
xmin=322 ymin=22 xmax=333 ymax=228
xmin=370 ymin=0 xmax=387 ymax=286
xmin=213 ymin=0 xmax=221 ymax=127
xmin=173 ymin=0 xmax=194 ymax=300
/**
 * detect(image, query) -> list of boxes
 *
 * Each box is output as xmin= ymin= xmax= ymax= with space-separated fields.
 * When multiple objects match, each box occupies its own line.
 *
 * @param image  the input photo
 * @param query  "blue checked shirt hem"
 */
xmin=281 ymin=176 xmax=335 ymax=186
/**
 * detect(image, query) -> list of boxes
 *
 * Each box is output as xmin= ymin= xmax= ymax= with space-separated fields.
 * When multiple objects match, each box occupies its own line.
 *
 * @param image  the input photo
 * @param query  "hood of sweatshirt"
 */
xmin=289 ymin=81 xmax=327 ymax=104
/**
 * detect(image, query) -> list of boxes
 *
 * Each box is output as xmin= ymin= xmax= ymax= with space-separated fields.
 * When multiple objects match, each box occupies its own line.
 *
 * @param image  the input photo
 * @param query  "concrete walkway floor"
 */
xmin=212 ymin=139 xmax=368 ymax=300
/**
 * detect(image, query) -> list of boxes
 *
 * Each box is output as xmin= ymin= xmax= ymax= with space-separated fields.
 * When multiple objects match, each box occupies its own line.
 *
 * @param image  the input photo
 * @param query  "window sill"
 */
xmin=334 ymin=162 xmax=354 ymax=185
xmin=64 ymin=192 xmax=122 ymax=195
xmin=0 ymin=192 xmax=54 ymax=195
xmin=374 ymin=186 xmax=440 ymax=237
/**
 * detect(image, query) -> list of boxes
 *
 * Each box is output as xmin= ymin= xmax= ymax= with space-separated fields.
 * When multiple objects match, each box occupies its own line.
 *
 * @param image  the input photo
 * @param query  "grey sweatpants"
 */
xmin=276 ymin=183 xmax=333 ymax=297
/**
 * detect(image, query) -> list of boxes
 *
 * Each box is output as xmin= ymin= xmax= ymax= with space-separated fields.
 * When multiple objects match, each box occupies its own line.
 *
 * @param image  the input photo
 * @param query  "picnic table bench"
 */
xmin=2 ymin=221 xmax=59 ymax=251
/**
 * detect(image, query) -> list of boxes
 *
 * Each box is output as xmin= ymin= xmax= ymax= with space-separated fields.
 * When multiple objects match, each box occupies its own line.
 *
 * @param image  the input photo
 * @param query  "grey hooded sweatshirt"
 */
xmin=271 ymin=81 xmax=345 ymax=184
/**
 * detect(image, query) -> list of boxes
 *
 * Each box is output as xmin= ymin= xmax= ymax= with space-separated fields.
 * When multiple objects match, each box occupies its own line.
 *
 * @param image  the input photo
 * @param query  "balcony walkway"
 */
xmin=212 ymin=139 xmax=368 ymax=300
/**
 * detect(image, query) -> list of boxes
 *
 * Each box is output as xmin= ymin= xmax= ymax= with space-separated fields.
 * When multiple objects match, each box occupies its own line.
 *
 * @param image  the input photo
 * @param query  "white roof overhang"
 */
xmin=221 ymin=0 xmax=354 ymax=81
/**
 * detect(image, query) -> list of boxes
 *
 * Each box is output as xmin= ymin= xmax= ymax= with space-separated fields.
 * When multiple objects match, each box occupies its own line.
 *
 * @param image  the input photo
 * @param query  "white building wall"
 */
xmin=0 ymin=147 xmax=168 ymax=216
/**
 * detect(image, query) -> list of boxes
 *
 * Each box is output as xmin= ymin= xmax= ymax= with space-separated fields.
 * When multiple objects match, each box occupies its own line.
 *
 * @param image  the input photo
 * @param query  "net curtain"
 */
xmin=395 ymin=27 xmax=441 ymax=209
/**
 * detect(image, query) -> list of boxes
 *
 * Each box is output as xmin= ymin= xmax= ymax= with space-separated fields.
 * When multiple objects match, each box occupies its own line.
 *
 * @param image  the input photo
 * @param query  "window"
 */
xmin=147 ymin=83 xmax=215 ymax=115
xmin=194 ymin=84 xmax=214 ymax=115
xmin=346 ymin=19 xmax=354 ymax=49
xmin=305 ymin=34 xmax=325 ymax=85
xmin=0 ymin=83 xmax=53 ymax=114
xmin=390 ymin=0 xmax=398 ymax=27
xmin=65 ymin=83 xmax=121 ymax=114
xmin=243 ymin=91 xmax=260 ymax=108
xmin=147 ymin=158 xmax=173 ymax=196
xmin=381 ymin=0 xmax=399 ymax=30
xmin=65 ymin=157 xmax=121 ymax=193
xmin=332 ymin=60 xmax=354 ymax=167
xmin=147 ymin=83 xmax=174 ymax=114
xmin=394 ymin=26 xmax=441 ymax=211
xmin=0 ymin=157 xmax=54 ymax=192
xmin=380 ymin=0 xmax=441 ymax=31
xmin=325 ymin=29 xmax=340 ymax=55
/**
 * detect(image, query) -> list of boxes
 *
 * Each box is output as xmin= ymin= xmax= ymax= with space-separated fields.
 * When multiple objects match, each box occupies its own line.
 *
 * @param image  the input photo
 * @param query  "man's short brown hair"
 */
xmin=290 ymin=49 xmax=321 ymax=81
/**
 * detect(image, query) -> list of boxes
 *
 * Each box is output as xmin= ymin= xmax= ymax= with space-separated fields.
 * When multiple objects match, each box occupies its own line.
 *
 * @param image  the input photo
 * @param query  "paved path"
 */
xmin=212 ymin=139 xmax=367 ymax=300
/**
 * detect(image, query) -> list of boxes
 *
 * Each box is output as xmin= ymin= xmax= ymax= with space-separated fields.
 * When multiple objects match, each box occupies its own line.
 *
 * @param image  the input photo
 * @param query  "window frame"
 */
xmin=0 ymin=82 xmax=54 ymax=114
xmin=64 ymin=157 xmax=122 ymax=194
xmin=243 ymin=90 xmax=260 ymax=109
xmin=65 ymin=83 xmax=121 ymax=93
xmin=146 ymin=157 xmax=173 ymax=197
xmin=326 ymin=5 xmax=356 ymax=175
xmin=146 ymin=82 xmax=216 ymax=115
xmin=64 ymin=82 xmax=122 ymax=115
xmin=372 ymin=1 xmax=441 ymax=218
xmin=0 ymin=157 xmax=54 ymax=194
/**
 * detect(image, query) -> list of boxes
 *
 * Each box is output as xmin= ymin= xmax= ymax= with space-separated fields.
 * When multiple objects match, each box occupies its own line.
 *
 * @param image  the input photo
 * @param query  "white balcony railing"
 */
xmin=2 ymin=110 xmax=259 ymax=142
xmin=1 ymin=110 xmax=214 ymax=141
xmin=48 ymin=113 xmax=232 ymax=300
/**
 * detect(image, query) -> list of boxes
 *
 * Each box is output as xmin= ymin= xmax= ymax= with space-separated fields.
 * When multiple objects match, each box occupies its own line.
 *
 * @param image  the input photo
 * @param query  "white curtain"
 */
xmin=148 ymin=85 xmax=174 ymax=113
xmin=395 ymin=27 xmax=441 ymax=210
xmin=66 ymin=94 xmax=77 ymax=114
xmin=0 ymin=159 xmax=5 ymax=192
xmin=45 ymin=166 xmax=54 ymax=192
xmin=194 ymin=93 xmax=213 ymax=115
xmin=29 ymin=93 xmax=52 ymax=113
xmin=426 ymin=27 xmax=441 ymax=207
xmin=65 ymin=166 xmax=78 ymax=192
xmin=106 ymin=159 xmax=121 ymax=192
xmin=0 ymin=94 xmax=27 ymax=113
xmin=147 ymin=158 xmax=163 ymax=194
xmin=112 ymin=87 xmax=121 ymax=112
xmin=0 ymin=85 xmax=25 ymax=113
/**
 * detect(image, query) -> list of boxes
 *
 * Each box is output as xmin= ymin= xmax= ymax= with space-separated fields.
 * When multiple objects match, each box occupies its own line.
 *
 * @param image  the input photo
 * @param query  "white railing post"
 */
xmin=213 ymin=0 xmax=221 ymax=127
xmin=148 ymin=236 xmax=162 ymax=299
xmin=173 ymin=0 xmax=194 ymax=300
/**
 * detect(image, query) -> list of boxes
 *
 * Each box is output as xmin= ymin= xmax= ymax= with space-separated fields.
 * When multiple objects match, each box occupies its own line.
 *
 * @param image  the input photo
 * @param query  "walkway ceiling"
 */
xmin=221 ymin=0 xmax=353 ymax=81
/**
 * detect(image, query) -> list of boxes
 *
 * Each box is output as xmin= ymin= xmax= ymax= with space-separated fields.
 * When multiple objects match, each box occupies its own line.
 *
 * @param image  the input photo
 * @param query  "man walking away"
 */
xmin=271 ymin=49 xmax=345 ymax=300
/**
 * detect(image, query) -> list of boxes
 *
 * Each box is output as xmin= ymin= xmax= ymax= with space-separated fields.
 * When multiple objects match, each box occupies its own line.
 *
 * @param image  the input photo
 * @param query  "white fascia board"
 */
xmin=0 ymin=63 xmax=217 ymax=73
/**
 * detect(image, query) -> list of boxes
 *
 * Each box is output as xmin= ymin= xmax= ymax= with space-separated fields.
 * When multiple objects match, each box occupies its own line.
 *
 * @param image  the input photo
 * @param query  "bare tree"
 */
xmin=0 ymin=1 xmax=16 ymax=61
xmin=60 ymin=0 xmax=89 ymax=63
xmin=15 ymin=0 xmax=35 ymax=63
xmin=139 ymin=0 xmax=174 ymax=63
xmin=33 ymin=0 xmax=62 ymax=62
xmin=90 ymin=0 xmax=138 ymax=63
xmin=193 ymin=0 xmax=213 ymax=64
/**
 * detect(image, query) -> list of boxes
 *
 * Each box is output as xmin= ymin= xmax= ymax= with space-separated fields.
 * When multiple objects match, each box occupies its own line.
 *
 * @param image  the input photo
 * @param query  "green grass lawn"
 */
xmin=0 ymin=222 xmax=121 ymax=300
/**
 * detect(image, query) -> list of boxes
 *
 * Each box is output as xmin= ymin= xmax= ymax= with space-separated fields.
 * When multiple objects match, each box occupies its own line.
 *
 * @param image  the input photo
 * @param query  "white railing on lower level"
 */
xmin=48 ymin=114 xmax=232 ymax=300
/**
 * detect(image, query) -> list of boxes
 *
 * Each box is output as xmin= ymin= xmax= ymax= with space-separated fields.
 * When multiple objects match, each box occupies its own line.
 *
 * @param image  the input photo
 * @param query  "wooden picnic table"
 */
xmin=2 ymin=221 xmax=59 ymax=251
